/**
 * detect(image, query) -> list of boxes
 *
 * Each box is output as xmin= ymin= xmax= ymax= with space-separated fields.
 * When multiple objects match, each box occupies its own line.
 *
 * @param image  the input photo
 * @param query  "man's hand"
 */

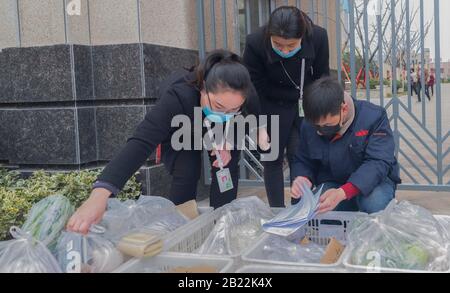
xmin=317 ymin=188 xmax=347 ymax=214
xmin=291 ymin=176 xmax=313 ymax=199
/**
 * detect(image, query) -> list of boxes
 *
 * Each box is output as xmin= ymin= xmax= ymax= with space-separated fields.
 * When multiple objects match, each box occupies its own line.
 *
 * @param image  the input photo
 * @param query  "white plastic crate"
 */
xmin=342 ymin=215 xmax=450 ymax=273
xmin=241 ymin=211 xmax=366 ymax=268
xmin=162 ymin=206 xmax=213 ymax=247
xmin=235 ymin=265 xmax=348 ymax=273
xmin=164 ymin=207 xmax=283 ymax=258
xmin=112 ymin=252 xmax=233 ymax=273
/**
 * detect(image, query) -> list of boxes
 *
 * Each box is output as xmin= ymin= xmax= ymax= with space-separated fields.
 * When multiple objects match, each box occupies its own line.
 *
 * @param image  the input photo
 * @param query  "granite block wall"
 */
xmin=0 ymin=42 xmax=204 ymax=198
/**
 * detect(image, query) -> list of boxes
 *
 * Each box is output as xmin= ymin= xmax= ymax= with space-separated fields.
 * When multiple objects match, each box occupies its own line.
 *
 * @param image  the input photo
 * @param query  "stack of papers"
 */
xmin=262 ymin=184 xmax=323 ymax=237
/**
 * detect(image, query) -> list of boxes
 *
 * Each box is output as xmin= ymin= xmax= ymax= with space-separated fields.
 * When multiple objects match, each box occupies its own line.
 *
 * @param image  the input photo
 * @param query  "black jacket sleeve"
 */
xmin=243 ymin=34 xmax=270 ymax=102
xmin=97 ymin=88 xmax=184 ymax=191
xmin=312 ymin=27 xmax=330 ymax=79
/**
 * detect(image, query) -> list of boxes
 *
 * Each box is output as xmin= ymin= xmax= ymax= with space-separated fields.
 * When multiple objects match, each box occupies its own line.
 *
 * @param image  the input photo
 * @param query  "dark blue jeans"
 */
xmin=319 ymin=178 xmax=396 ymax=214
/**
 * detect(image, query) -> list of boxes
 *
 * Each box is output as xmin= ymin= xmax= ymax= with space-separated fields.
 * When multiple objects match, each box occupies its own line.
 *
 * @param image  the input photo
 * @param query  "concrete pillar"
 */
xmin=18 ymin=0 xmax=66 ymax=47
xmin=0 ymin=0 xmax=20 ymax=50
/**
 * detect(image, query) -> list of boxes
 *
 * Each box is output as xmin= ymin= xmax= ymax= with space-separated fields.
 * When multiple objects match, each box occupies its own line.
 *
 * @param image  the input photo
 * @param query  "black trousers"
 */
xmin=261 ymin=98 xmax=302 ymax=208
xmin=168 ymin=149 xmax=240 ymax=209
xmin=425 ymin=85 xmax=432 ymax=100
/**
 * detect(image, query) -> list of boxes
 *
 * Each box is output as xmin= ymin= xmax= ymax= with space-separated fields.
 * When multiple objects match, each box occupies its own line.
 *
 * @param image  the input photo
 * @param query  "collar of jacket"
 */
xmin=344 ymin=97 xmax=362 ymax=136
xmin=338 ymin=92 xmax=356 ymax=136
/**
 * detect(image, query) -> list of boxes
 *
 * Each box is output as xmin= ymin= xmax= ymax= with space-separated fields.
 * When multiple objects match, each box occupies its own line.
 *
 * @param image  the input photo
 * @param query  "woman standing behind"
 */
xmin=243 ymin=6 xmax=330 ymax=207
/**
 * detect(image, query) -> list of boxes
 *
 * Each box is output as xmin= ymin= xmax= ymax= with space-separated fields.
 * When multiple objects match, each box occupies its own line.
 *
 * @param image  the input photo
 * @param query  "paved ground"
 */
xmin=200 ymin=84 xmax=450 ymax=215
xmin=198 ymin=186 xmax=450 ymax=215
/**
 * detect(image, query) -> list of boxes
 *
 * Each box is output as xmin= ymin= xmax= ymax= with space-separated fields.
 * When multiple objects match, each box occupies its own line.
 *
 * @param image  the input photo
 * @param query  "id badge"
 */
xmin=216 ymin=168 xmax=234 ymax=193
xmin=298 ymin=99 xmax=305 ymax=118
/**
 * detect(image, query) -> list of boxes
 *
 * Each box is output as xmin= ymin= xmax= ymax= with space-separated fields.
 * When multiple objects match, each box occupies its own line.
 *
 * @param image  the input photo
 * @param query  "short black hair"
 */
xmin=303 ymin=77 xmax=344 ymax=123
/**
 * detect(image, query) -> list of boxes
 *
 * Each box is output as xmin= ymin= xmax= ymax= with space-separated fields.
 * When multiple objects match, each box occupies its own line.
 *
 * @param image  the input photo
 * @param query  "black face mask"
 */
xmin=315 ymin=112 xmax=342 ymax=139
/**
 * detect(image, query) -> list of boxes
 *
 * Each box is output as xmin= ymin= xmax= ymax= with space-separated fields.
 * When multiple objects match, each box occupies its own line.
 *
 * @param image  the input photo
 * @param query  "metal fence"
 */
xmin=197 ymin=0 xmax=450 ymax=192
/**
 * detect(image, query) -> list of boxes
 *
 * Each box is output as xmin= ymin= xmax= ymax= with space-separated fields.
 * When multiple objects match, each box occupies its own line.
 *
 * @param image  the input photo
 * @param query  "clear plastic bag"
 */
xmin=436 ymin=216 xmax=450 ymax=241
xmin=0 ymin=227 xmax=62 ymax=273
xmin=21 ymin=195 xmax=74 ymax=250
xmin=348 ymin=200 xmax=449 ymax=271
xmin=142 ymin=210 xmax=188 ymax=235
xmin=260 ymin=235 xmax=325 ymax=263
xmin=56 ymin=226 xmax=124 ymax=273
xmin=101 ymin=196 xmax=188 ymax=242
xmin=197 ymin=196 xmax=274 ymax=256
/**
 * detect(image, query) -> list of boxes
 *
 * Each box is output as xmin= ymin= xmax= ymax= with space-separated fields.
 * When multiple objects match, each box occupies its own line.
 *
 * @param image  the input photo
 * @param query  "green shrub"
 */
xmin=369 ymin=79 xmax=379 ymax=90
xmin=0 ymin=168 xmax=141 ymax=240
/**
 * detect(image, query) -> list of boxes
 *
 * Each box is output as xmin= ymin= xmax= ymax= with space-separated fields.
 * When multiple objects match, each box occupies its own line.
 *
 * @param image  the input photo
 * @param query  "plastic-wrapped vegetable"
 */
xmin=197 ymin=196 xmax=274 ymax=256
xmin=259 ymin=235 xmax=325 ymax=263
xmin=348 ymin=200 xmax=449 ymax=271
xmin=0 ymin=227 xmax=62 ymax=273
xmin=101 ymin=196 xmax=188 ymax=242
xmin=21 ymin=195 xmax=74 ymax=250
xmin=56 ymin=226 xmax=124 ymax=273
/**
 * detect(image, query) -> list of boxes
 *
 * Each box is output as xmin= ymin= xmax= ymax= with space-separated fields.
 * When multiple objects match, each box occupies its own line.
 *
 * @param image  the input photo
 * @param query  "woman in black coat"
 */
xmin=67 ymin=50 xmax=259 ymax=234
xmin=243 ymin=6 xmax=330 ymax=207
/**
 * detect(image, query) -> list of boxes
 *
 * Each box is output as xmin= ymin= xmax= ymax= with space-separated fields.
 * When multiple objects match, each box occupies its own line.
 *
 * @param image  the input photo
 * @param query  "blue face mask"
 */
xmin=202 ymin=88 xmax=240 ymax=123
xmin=202 ymin=106 xmax=235 ymax=124
xmin=272 ymin=44 xmax=302 ymax=59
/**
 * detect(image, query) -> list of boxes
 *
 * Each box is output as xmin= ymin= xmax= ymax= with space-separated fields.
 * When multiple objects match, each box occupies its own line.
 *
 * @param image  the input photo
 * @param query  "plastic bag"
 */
xmin=0 ymin=227 xmax=62 ymax=273
xmin=21 ymin=195 xmax=74 ymax=250
xmin=263 ymin=184 xmax=322 ymax=237
xmin=197 ymin=196 xmax=274 ymax=256
xmin=56 ymin=226 xmax=124 ymax=273
xmin=348 ymin=200 xmax=449 ymax=271
xmin=259 ymin=235 xmax=325 ymax=263
xmin=101 ymin=196 xmax=188 ymax=242
xmin=142 ymin=209 xmax=188 ymax=235
xmin=436 ymin=216 xmax=450 ymax=241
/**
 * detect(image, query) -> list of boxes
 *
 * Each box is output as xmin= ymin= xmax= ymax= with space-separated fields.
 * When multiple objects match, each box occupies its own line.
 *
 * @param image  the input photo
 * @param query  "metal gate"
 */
xmin=197 ymin=0 xmax=450 ymax=192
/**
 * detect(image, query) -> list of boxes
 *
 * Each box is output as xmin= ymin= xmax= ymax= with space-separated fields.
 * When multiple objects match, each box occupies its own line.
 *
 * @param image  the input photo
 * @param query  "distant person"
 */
xmin=427 ymin=71 xmax=435 ymax=98
xmin=424 ymin=70 xmax=431 ymax=101
xmin=411 ymin=69 xmax=422 ymax=102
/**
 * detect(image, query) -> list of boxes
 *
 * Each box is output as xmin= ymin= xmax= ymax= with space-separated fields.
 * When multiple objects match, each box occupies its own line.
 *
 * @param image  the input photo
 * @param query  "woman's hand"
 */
xmin=258 ymin=127 xmax=271 ymax=151
xmin=211 ymin=149 xmax=232 ymax=168
xmin=66 ymin=188 xmax=111 ymax=235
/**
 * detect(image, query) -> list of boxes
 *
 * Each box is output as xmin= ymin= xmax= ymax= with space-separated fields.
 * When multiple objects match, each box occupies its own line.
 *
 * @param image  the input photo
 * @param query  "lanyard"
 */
xmin=203 ymin=119 xmax=234 ymax=193
xmin=203 ymin=119 xmax=230 ymax=170
xmin=280 ymin=58 xmax=306 ymax=101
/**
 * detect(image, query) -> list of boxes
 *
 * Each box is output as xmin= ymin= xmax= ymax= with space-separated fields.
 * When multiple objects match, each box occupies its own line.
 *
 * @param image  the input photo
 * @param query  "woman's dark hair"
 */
xmin=303 ymin=77 xmax=344 ymax=123
xmin=266 ymin=6 xmax=312 ymax=40
xmin=193 ymin=49 xmax=253 ymax=101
